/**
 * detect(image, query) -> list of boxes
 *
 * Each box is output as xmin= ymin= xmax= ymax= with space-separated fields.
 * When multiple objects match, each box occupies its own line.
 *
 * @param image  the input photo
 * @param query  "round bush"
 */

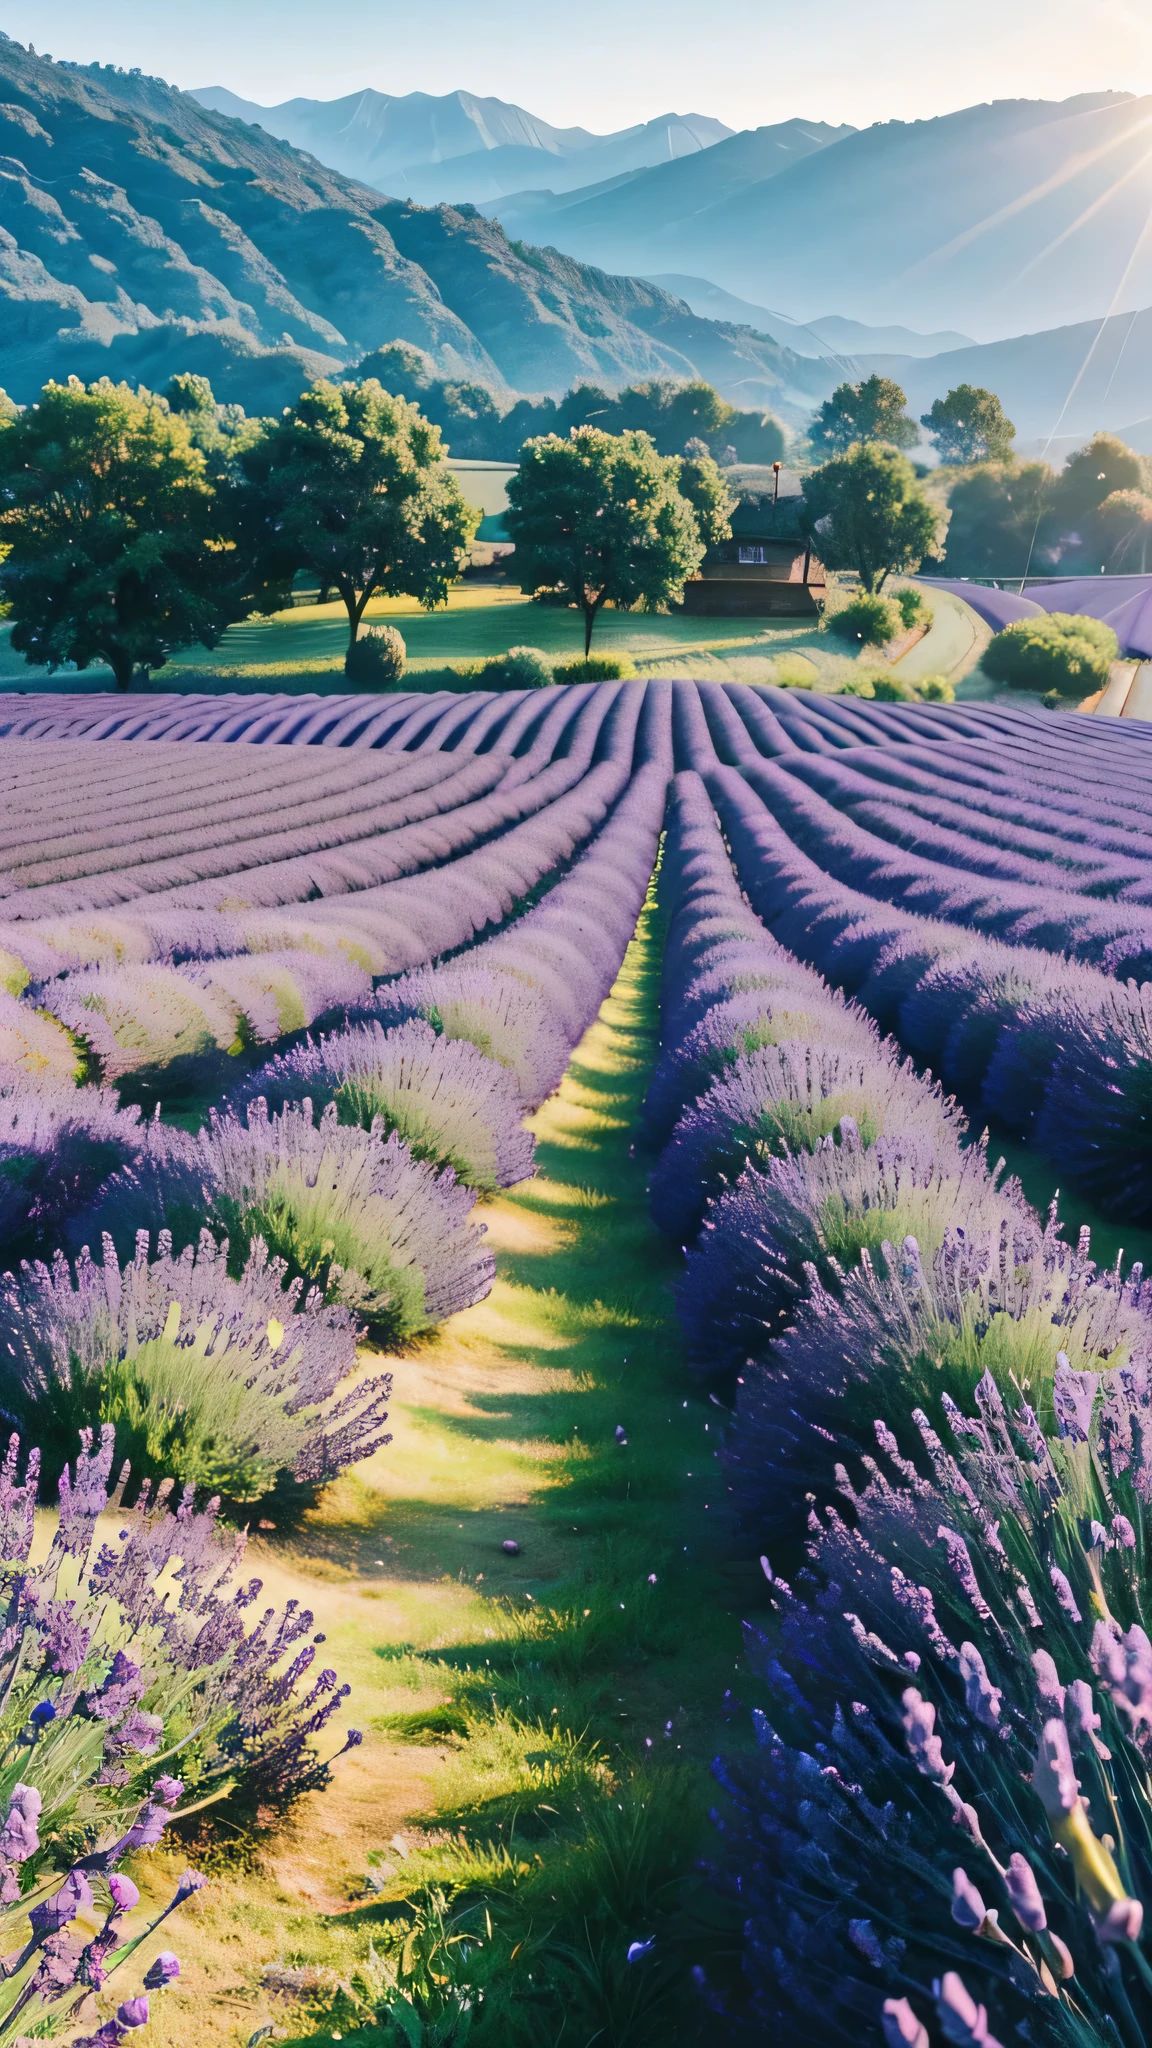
xmin=917 ymin=674 xmax=954 ymax=702
xmin=344 ymin=624 xmax=407 ymax=686
xmin=827 ymin=593 xmax=901 ymax=647
xmin=374 ymin=964 xmax=569 ymax=1108
xmin=677 ymin=1129 xmax=1027 ymax=1377
xmin=552 ymin=655 xmax=638 ymax=682
xmin=983 ymin=612 xmax=1118 ymax=692
xmin=478 ymin=645 xmax=554 ymax=689
xmin=0 ymin=1233 xmax=366 ymax=1498
xmin=232 ymin=1018 xmax=536 ymax=1193
xmin=641 ymin=987 xmax=866 ymax=1149
xmin=893 ymin=586 xmax=930 ymax=629
xmin=650 ymin=1041 xmax=963 ymax=1243
xmin=862 ymin=671 xmax=918 ymax=702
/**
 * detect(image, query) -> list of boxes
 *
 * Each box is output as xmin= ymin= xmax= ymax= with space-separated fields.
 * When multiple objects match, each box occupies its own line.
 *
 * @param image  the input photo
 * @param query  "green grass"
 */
xmin=132 ymin=891 xmax=759 ymax=2048
xmin=0 ymin=575 xmax=983 ymax=697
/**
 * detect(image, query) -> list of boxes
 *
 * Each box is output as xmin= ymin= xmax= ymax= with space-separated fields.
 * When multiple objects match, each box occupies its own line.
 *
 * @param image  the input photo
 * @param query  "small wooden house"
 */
xmin=682 ymin=497 xmax=825 ymax=617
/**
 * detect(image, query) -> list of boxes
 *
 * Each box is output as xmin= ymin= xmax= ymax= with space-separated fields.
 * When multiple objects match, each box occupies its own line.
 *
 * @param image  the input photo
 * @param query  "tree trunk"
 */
xmin=583 ymin=602 xmax=597 ymax=656
xmin=107 ymin=647 xmax=134 ymax=691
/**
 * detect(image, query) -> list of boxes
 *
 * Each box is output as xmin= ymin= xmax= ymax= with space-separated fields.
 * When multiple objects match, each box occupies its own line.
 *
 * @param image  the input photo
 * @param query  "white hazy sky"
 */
xmin=5 ymin=0 xmax=1152 ymax=131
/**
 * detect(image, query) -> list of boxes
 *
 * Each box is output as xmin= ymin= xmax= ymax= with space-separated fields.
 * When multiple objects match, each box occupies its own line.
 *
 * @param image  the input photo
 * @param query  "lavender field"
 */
xmin=0 ymin=676 xmax=1150 ymax=2047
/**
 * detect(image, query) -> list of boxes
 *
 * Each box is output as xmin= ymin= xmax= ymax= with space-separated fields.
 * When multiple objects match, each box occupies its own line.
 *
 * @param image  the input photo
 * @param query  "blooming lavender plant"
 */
xmin=371 ymin=963 xmax=571 ymax=1109
xmin=0 ymin=1231 xmax=384 ymax=1499
xmin=231 ymin=1018 xmax=536 ymax=1193
xmin=650 ymin=1042 xmax=965 ymax=1244
xmin=0 ymin=1423 xmax=359 ymax=2035
xmin=0 ymin=1075 xmax=145 ymax=1267
xmin=678 ymin=1131 xmax=1031 ymax=1380
xmin=716 ymin=1349 xmax=1152 ymax=2047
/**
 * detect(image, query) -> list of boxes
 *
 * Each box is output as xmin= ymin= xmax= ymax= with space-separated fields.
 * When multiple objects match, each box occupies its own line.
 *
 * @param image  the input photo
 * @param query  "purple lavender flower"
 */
xmin=933 ymin=1971 xmax=1003 ymax=2048
xmin=950 ymin=1868 xmax=987 ymax=1930
xmin=1004 ymin=1853 xmax=1046 ymax=1932
xmin=958 ymin=1643 xmax=1001 ymax=1729
xmin=882 ymin=2000 xmax=929 ymax=2048
xmin=87 ymin=1651 xmax=145 ymax=1721
xmin=31 ymin=1868 xmax=94 ymax=1933
xmin=111 ymin=1710 xmax=164 ymax=1756
xmin=1052 ymin=1356 xmax=1100 ymax=1442
xmin=108 ymin=1873 xmax=140 ymax=1913
xmin=153 ymin=1776 xmax=184 ymax=1807
xmin=901 ymin=1689 xmax=954 ymax=1785
xmin=0 ymin=1783 xmax=41 ymax=1861
xmin=143 ymin=1951 xmax=180 ymax=1990
xmin=175 ymin=1870 xmax=206 ymax=1898
xmin=116 ymin=1997 xmax=150 ymax=2029
xmin=1049 ymin=1566 xmax=1082 ymax=1623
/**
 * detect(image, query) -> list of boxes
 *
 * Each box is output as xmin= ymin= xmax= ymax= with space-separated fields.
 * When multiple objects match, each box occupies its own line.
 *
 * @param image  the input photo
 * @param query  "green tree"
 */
xmin=505 ymin=427 xmax=713 ymax=655
xmin=920 ymin=384 xmax=1015 ymax=464
xmin=242 ymin=379 xmax=476 ymax=661
xmin=673 ymin=452 xmax=736 ymax=546
xmin=934 ymin=461 xmax=1054 ymax=577
xmin=801 ymin=441 xmax=944 ymax=593
xmin=811 ymin=375 xmax=918 ymax=454
xmin=1094 ymin=489 xmax=1152 ymax=572
xmin=0 ymin=375 xmax=243 ymax=691
xmin=1053 ymin=432 xmax=1143 ymax=523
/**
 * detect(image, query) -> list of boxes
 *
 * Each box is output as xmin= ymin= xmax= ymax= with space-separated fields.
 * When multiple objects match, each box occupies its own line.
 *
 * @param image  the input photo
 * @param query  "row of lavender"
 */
xmin=0 ymin=703 xmax=674 ymax=2038
xmin=663 ymin=689 xmax=1152 ymax=1222
xmin=648 ymin=773 xmax=1152 ymax=2048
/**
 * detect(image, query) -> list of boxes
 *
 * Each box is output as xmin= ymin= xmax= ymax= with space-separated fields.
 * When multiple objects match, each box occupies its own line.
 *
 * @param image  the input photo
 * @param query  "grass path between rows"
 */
xmin=132 ymin=890 xmax=755 ymax=2048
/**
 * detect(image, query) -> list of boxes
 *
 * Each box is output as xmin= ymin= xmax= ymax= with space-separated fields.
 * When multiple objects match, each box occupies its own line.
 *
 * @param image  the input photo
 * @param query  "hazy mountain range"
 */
xmin=484 ymin=92 xmax=1152 ymax=343
xmin=191 ymin=85 xmax=737 ymax=206
xmin=3 ymin=36 xmax=1152 ymax=451
xmin=0 ymin=37 xmax=830 ymax=414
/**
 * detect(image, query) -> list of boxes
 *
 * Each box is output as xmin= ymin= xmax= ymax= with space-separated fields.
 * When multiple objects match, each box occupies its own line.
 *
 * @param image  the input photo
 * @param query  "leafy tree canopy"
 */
xmin=1052 ymin=432 xmax=1145 ymax=522
xmin=505 ymin=427 xmax=717 ymax=654
xmin=0 ymin=375 xmax=246 ymax=690
xmin=801 ymin=441 xmax=943 ymax=592
xmin=811 ymin=375 xmax=918 ymax=454
xmin=920 ymin=383 xmax=1015 ymax=464
xmin=242 ymin=378 xmax=476 ymax=658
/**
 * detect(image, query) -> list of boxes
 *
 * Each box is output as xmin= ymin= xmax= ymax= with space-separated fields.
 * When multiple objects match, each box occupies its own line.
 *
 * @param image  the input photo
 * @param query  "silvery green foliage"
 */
xmin=232 ymin=1019 xmax=535 ymax=1192
xmin=81 ymin=1102 xmax=494 ymax=1343
xmin=726 ymin=1216 xmax=1152 ymax=1540
xmin=373 ymin=965 xmax=569 ymax=1110
xmin=650 ymin=1040 xmax=964 ymax=1243
xmin=718 ymin=1355 xmax=1152 ymax=2048
xmin=0 ymin=1231 xmax=379 ymax=1499
xmin=678 ymin=1130 xmax=1033 ymax=1379
xmin=0 ymin=1073 xmax=145 ymax=1266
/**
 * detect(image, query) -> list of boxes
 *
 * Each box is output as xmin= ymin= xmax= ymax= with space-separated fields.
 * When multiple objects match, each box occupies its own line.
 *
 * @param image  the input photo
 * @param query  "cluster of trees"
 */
xmin=0 ymin=372 xmax=476 ymax=688
xmin=932 ymin=432 xmax=1152 ymax=578
xmin=811 ymin=373 xmax=1016 ymax=465
xmin=353 ymin=344 xmax=787 ymax=466
xmin=0 ymin=370 xmax=738 ymax=683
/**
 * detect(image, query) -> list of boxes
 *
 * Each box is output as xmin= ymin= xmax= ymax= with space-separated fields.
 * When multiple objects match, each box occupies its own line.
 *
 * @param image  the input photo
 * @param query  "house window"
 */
xmin=738 ymin=545 xmax=767 ymax=564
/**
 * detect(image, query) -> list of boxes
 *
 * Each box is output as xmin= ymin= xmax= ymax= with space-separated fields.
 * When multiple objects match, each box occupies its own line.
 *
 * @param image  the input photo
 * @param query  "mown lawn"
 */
xmin=0 ymin=579 xmax=987 ymax=696
xmin=113 ymin=893 xmax=758 ymax=2048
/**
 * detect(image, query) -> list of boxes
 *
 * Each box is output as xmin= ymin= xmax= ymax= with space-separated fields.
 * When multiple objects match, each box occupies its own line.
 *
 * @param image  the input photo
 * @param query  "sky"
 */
xmin=5 ymin=0 xmax=1152 ymax=132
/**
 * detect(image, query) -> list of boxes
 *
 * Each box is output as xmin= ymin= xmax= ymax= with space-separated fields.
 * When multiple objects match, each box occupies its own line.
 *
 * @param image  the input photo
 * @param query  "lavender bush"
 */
xmin=678 ymin=1131 xmax=1031 ymax=1379
xmin=0 ymin=1231 xmax=383 ymax=1500
xmin=0 ymin=1076 xmax=145 ymax=1267
xmin=80 ymin=1102 xmax=495 ymax=1344
xmin=372 ymin=963 xmax=570 ymax=1110
xmin=642 ymin=990 xmax=871 ymax=1151
xmin=0 ymin=1424 xmax=360 ymax=2037
xmin=233 ymin=1018 xmax=535 ymax=1192
xmin=717 ymin=1349 xmax=1152 ymax=2048
xmin=649 ymin=1042 xmax=964 ymax=1243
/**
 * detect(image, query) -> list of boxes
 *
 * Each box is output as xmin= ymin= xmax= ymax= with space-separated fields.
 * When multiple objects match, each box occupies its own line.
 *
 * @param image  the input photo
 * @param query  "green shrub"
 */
xmin=551 ymin=654 xmax=638 ymax=681
xmin=917 ymin=674 xmax=954 ymax=702
xmin=893 ymin=586 xmax=931 ymax=629
xmin=863 ymin=671 xmax=918 ymax=701
xmin=826 ymin=592 xmax=902 ymax=646
xmin=1042 ymin=688 xmax=1062 ymax=709
xmin=771 ymin=655 xmax=819 ymax=689
xmin=983 ymin=610 xmax=1118 ymax=691
xmin=345 ymin=624 xmax=407 ymax=685
xmin=477 ymin=645 xmax=555 ymax=689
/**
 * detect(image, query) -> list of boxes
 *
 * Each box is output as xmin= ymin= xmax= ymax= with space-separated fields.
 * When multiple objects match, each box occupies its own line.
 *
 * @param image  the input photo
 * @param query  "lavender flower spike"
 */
xmin=1032 ymin=1718 xmax=1141 ymax=1937
xmin=116 ymin=1997 xmax=150 ymax=2029
xmin=143 ymin=1951 xmax=180 ymax=1990
xmin=1004 ymin=1853 xmax=1047 ymax=1932
xmin=108 ymin=1873 xmax=140 ymax=1914
xmin=175 ymin=1869 xmax=207 ymax=1898
xmin=0 ymin=1782 xmax=41 ymax=1861
xmin=31 ymin=1868 xmax=94 ymax=1932
xmin=882 ymin=2000 xmax=930 ymax=2048
xmin=902 ymin=1688 xmax=954 ymax=1785
xmin=951 ymin=1868 xmax=987 ymax=1930
xmin=958 ymin=1643 xmax=1001 ymax=1730
xmin=933 ymin=1971 xmax=1003 ymax=2048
